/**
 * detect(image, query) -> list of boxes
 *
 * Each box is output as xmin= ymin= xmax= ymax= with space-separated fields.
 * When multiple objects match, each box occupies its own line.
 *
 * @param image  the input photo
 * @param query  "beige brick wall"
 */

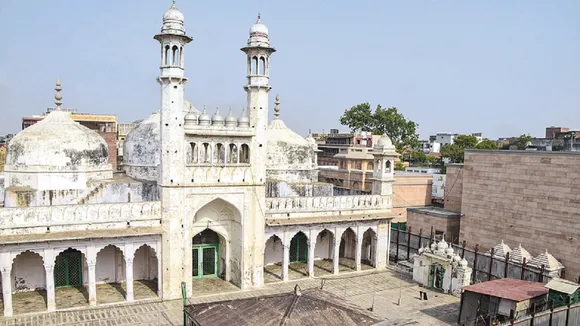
xmin=407 ymin=209 xmax=461 ymax=242
xmin=459 ymin=150 xmax=580 ymax=280
xmin=444 ymin=165 xmax=463 ymax=212
xmin=392 ymin=174 xmax=433 ymax=222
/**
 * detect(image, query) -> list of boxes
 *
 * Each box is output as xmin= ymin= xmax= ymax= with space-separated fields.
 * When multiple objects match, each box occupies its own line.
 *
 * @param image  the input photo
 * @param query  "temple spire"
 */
xmin=274 ymin=94 xmax=280 ymax=119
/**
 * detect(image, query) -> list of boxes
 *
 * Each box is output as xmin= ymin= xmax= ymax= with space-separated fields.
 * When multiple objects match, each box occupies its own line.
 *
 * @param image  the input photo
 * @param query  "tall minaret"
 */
xmin=154 ymin=1 xmax=192 ymax=187
xmin=153 ymin=1 xmax=192 ymax=299
xmin=241 ymin=14 xmax=276 ymax=183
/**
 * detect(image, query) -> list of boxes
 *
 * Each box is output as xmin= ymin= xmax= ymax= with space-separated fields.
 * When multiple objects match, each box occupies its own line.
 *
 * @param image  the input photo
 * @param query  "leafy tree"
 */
xmin=407 ymin=150 xmax=427 ymax=166
xmin=511 ymin=134 xmax=533 ymax=150
xmin=0 ymin=147 xmax=5 ymax=172
xmin=394 ymin=161 xmax=406 ymax=171
xmin=475 ymin=139 xmax=499 ymax=150
xmin=340 ymin=103 xmax=419 ymax=152
xmin=440 ymin=143 xmax=465 ymax=163
xmin=454 ymin=135 xmax=478 ymax=148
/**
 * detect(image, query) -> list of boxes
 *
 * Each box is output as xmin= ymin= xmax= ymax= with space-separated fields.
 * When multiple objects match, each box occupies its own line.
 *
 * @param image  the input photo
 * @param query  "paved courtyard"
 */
xmin=0 ymin=267 xmax=460 ymax=325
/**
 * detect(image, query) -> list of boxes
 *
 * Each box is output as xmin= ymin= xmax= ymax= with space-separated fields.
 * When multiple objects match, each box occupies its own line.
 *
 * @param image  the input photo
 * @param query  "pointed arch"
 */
xmin=259 ymin=57 xmax=266 ymax=75
xmin=193 ymin=197 xmax=242 ymax=225
xmin=362 ymin=228 xmax=377 ymax=267
xmin=339 ymin=228 xmax=357 ymax=265
xmin=313 ymin=229 xmax=334 ymax=271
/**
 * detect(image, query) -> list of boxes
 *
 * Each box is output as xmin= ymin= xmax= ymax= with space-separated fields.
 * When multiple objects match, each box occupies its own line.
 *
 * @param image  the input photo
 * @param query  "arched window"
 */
xmin=252 ymin=57 xmax=258 ymax=75
xmin=172 ymin=46 xmax=179 ymax=67
xmin=367 ymin=161 xmax=374 ymax=170
xmin=180 ymin=46 xmax=184 ymax=66
xmin=240 ymin=144 xmax=250 ymax=163
xmin=259 ymin=57 xmax=266 ymax=75
xmin=385 ymin=160 xmax=391 ymax=172
xmin=202 ymin=143 xmax=211 ymax=163
xmin=229 ymin=144 xmax=238 ymax=163
xmin=164 ymin=45 xmax=170 ymax=65
xmin=356 ymin=162 xmax=362 ymax=170
xmin=216 ymin=143 xmax=225 ymax=163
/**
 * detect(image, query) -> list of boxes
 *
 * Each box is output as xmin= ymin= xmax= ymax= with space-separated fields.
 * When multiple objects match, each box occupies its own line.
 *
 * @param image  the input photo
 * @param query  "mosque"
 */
xmin=0 ymin=3 xmax=397 ymax=317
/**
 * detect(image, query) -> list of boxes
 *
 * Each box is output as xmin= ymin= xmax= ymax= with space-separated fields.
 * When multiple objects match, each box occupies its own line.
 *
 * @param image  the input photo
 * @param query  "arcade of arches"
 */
xmin=263 ymin=224 xmax=386 ymax=282
xmin=0 ymin=236 xmax=160 ymax=317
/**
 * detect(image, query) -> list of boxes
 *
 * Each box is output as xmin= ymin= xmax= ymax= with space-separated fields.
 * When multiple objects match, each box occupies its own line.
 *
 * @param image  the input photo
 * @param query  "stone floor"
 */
xmin=263 ymin=257 xmax=374 ymax=283
xmin=3 ymin=280 xmax=158 ymax=316
xmin=0 ymin=267 xmax=460 ymax=325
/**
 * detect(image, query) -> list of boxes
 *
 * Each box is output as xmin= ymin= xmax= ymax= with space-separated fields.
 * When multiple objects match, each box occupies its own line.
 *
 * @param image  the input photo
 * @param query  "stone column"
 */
xmin=88 ymin=261 xmax=97 ymax=306
xmin=307 ymin=239 xmax=316 ymax=277
xmin=282 ymin=243 xmax=290 ymax=281
xmin=333 ymin=238 xmax=340 ymax=275
xmin=355 ymin=234 xmax=363 ymax=271
xmin=125 ymin=258 xmax=134 ymax=302
xmin=44 ymin=264 xmax=56 ymax=312
xmin=375 ymin=221 xmax=390 ymax=269
xmin=157 ymin=242 xmax=163 ymax=297
xmin=1 ymin=266 xmax=13 ymax=317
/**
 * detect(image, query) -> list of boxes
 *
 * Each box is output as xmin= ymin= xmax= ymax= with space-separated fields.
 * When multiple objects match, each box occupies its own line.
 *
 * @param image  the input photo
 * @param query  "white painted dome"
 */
xmin=123 ymin=111 xmax=160 ymax=182
xmin=250 ymin=15 xmax=268 ymax=37
xmin=5 ymin=111 xmax=110 ymax=173
xmin=159 ymin=2 xmax=186 ymax=35
xmin=437 ymin=239 xmax=449 ymax=251
xmin=375 ymin=134 xmax=395 ymax=150
xmin=163 ymin=4 xmax=184 ymax=22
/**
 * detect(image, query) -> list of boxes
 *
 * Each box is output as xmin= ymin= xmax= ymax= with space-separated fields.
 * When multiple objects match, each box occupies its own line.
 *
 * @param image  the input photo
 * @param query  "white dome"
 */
xmin=437 ymin=239 xmax=449 ymax=251
xmin=459 ymin=258 xmax=468 ymax=267
xmin=123 ymin=111 xmax=161 ymax=182
xmin=163 ymin=5 xmax=184 ymax=22
xmin=375 ymin=134 xmax=395 ymax=150
xmin=250 ymin=16 xmax=268 ymax=37
xmin=6 ymin=111 xmax=110 ymax=173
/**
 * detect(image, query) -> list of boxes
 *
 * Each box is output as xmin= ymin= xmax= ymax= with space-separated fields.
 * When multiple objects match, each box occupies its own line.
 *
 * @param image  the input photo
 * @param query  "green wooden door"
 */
xmin=192 ymin=244 xmax=219 ymax=278
xmin=54 ymin=249 xmax=83 ymax=288
xmin=290 ymin=233 xmax=308 ymax=263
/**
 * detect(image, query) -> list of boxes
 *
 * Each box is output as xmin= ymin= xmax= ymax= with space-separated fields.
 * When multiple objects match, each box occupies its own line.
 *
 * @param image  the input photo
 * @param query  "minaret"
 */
xmin=371 ymin=135 xmax=399 ymax=198
xmin=154 ymin=1 xmax=192 ymax=187
xmin=241 ymin=14 xmax=276 ymax=183
xmin=153 ymin=1 xmax=192 ymax=299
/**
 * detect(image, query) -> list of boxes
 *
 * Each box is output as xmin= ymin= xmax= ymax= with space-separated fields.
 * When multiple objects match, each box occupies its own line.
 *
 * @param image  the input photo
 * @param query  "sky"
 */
xmin=0 ymin=0 xmax=579 ymax=140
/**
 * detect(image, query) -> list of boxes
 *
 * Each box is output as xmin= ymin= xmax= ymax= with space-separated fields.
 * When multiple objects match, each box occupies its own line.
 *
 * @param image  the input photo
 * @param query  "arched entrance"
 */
xmin=54 ymin=248 xmax=88 ymax=309
xmin=313 ymin=229 xmax=334 ymax=276
xmin=263 ymin=235 xmax=284 ymax=282
xmin=361 ymin=228 xmax=377 ymax=267
xmin=192 ymin=229 xmax=223 ymax=279
xmin=429 ymin=263 xmax=445 ymax=290
xmin=133 ymin=244 xmax=159 ymax=299
xmin=11 ymin=251 xmax=46 ymax=315
xmin=339 ymin=228 xmax=357 ymax=270
xmin=290 ymin=232 xmax=308 ymax=263
xmin=95 ymin=245 xmax=126 ymax=304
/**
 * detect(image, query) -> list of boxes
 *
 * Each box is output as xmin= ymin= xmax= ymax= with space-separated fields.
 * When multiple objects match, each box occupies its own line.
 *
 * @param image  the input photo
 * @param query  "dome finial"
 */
xmin=54 ymin=78 xmax=63 ymax=110
xmin=172 ymin=0 xmax=176 ymax=8
xmin=274 ymin=94 xmax=280 ymax=119
xmin=257 ymin=12 xmax=261 ymax=23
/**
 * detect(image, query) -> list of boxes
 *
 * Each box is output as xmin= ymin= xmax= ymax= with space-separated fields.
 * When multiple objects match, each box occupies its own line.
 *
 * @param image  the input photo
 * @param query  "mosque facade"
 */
xmin=0 ymin=3 xmax=397 ymax=317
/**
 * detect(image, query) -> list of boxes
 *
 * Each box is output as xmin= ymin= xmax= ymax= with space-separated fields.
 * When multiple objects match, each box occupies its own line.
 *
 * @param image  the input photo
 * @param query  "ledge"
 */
xmin=0 ymin=226 xmax=162 ymax=245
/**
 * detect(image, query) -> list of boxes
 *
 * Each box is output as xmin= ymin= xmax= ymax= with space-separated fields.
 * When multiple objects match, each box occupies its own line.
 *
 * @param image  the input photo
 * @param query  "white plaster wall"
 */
xmin=133 ymin=245 xmax=158 ymax=281
xmin=314 ymin=231 xmax=333 ymax=260
xmin=96 ymin=246 xmax=125 ymax=284
xmin=264 ymin=236 xmax=283 ymax=265
xmin=341 ymin=229 xmax=356 ymax=259
xmin=12 ymin=251 xmax=45 ymax=291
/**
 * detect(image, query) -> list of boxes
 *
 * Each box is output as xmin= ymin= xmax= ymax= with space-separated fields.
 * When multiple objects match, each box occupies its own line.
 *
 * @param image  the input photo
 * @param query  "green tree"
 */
xmin=407 ymin=150 xmax=427 ymax=166
xmin=394 ymin=161 xmax=406 ymax=171
xmin=340 ymin=103 xmax=419 ymax=152
xmin=454 ymin=135 xmax=478 ymax=148
xmin=440 ymin=143 xmax=465 ymax=163
xmin=511 ymin=134 xmax=533 ymax=150
xmin=475 ymin=139 xmax=499 ymax=150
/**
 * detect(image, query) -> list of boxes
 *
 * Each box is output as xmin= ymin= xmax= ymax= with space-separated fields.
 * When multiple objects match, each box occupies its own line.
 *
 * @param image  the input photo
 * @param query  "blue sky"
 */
xmin=0 ymin=0 xmax=579 ymax=139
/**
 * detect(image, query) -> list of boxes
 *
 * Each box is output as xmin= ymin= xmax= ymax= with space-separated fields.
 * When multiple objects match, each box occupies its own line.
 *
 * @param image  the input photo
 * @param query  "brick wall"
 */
xmin=391 ymin=173 xmax=433 ymax=223
xmin=97 ymin=131 xmax=117 ymax=170
xmin=459 ymin=150 xmax=580 ymax=281
xmin=444 ymin=165 xmax=463 ymax=212
xmin=407 ymin=208 xmax=461 ymax=241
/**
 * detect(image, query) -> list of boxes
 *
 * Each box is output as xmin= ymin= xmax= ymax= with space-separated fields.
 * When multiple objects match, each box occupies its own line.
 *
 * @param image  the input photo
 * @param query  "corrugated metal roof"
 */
xmin=462 ymin=279 xmax=548 ymax=302
xmin=545 ymin=278 xmax=580 ymax=295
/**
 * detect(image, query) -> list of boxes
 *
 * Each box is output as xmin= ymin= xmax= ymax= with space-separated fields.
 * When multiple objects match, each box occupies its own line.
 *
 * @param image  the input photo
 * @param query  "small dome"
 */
xmin=250 ymin=14 xmax=268 ymax=37
xmin=163 ymin=3 xmax=184 ymax=23
xmin=430 ymin=242 xmax=437 ymax=252
xmin=437 ymin=239 xmax=449 ymax=251
xmin=123 ymin=111 xmax=161 ymax=182
xmin=459 ymin=258 xmax=468 ymax=267
xmin=212 ymin=109 xmax=224 ymax=126
xmin=453 ymin=254 xmax=462 ymax=263
xmin=225 ymin=109 xmax=237 ymax=127
xmin=445 ymin=246 xmax=454 ymax=256
xmin=184 ymin=110 xmax=198 ymax=126
xmin=376 ymin=134 xmax=394 ymax=148
xmin=199 ymin=109 xmax=211 ymax=126
xmin=238 ymin=109 xmax=250 ymax=127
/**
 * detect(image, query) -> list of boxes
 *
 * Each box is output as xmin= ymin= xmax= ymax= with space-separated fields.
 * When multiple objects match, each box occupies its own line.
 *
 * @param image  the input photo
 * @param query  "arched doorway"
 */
xmin=290 ymin=232 xmax=308 ymax=263
xmin=95 ymin=245 xmax=125 ymax=304
xmin=192 ymin=229 xmax=223 ymax=279
xmin=429 ymin=263 xmax=445 ymax=290
xmin=11 ymin=251 xmax=46 ymax=315
xmin=263 ymin=235 xmax=284 ymax=282
xmin=313 ymin=229 xmax=334 ymax=276
xmin=339 ymin=228 xmax=357 ymax=270
xmin=133 ymin=244 xmax=159 ymax=299
xmin=54 ymin=248 xmax=88 ymax=309
xmin=362 ymin=228 xmax=377 ymax=267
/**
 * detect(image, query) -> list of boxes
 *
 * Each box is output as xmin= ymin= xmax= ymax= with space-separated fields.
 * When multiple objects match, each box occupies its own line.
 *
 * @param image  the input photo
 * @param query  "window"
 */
xmin=202 ymin=143 xmax=211 ymax=163
xmin=216 ymin=143 xmax=225 ymax=163
xmin=259 ymin=57 xmax=266 ymax=75
xmin=172 ymin=45 xmax=179 ymax=67
xmin=229 ymin=144 xmax=238 ymax=163
xmin=164 ymin=45 xmax=170 ymax=65
xmin=252 ymin=57 xmax=258 ymax=75
xmin=190 ymin=143 xmax=198 ymax=163
xmin=240 ymin=144 xmax=250 ymax=163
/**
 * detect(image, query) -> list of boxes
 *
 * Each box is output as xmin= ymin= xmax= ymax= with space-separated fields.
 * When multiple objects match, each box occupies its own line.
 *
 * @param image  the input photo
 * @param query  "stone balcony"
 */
xmin=0 ymin=201 xmax=162 ymax=235
xmin=265 ymin=195 xmax=391 ymax=219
